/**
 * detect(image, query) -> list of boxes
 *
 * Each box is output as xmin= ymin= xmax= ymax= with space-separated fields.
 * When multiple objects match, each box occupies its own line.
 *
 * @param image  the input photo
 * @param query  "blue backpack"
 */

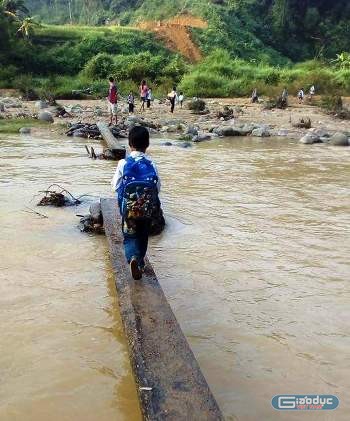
xmin=118 ymin=156 xmax=160 ymax=232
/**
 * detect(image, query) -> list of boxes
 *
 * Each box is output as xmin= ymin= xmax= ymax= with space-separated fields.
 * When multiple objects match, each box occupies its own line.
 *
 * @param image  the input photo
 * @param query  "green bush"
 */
xmin=321 ymin=95 xmax=343 ymax=113
xmin=82 ymin=53 xmax=115 ymax=79
xmin=13 ymin=74 xmax=39 ymax=100
xmin=0 ymin=65 xmax=18 ymax=88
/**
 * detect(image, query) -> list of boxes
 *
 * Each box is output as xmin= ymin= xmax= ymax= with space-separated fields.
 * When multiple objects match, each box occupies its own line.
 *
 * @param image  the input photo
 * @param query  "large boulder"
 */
xmin=329 ymin=132 xmax=349 ymax=146
xmin=19 ymin=127 xmax=31 ymax=134
xmin=186 ymin=125 xmax=198 ymax=136
xmin=251 ymin=127 xmax=270 ymax=137
xmin=38 ymin=111 xmax=54 ymax=123
xmin=125 ymin=116 xmax=158 ymax=129
xmin=299 ymin=134 xmax=320 ymax=144
xmin=213 ymin=126 xmax=242 ymax=136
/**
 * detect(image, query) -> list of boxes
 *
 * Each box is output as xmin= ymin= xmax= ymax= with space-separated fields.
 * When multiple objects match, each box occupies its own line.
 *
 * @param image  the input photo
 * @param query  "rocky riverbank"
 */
xmin=1 ymin=95 xmax=350 ymax=146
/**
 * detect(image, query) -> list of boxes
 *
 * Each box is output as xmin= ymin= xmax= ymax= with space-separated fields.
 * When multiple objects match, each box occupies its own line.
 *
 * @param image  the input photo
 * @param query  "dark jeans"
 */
xmin=170 ymin=97 xmax=175 ymax=113
xmin=129 ymin=103 xmax=134 ymax=113
xmin=123 ymin=220 xmax=150 ymax=268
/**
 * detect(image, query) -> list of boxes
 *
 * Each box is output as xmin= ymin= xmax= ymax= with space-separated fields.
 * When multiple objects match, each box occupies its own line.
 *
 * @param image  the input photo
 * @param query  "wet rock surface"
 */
xmin=66 ymin=123 xmax=127 ymax=139
xmin=329 ymin=132 xmax=349 ymax=146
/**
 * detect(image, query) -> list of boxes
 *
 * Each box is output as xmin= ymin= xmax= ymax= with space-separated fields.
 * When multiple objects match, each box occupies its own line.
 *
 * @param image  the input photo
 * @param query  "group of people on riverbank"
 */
xmin=251 ymin=85 xmax=316 ymax=105
xmin=107 ymin=77 xmax=185 ymax=125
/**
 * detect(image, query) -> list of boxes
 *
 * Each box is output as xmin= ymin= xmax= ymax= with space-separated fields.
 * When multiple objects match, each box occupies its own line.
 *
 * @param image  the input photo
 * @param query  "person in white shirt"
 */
xmin=178 ymin=91 xmax=184 ymax=108
xmin=309 ymin=85 xmax=315 ymax=101
xmin=298 ymin=88 xmax=305 ymax=104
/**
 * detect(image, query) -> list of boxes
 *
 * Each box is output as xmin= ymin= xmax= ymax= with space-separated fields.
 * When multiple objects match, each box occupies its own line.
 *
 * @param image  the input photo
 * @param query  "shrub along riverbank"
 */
xmin=0 ymin=118 xmax=49 ymax=133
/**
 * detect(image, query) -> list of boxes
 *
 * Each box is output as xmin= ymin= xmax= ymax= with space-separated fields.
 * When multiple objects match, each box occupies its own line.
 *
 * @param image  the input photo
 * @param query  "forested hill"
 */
xmin=26 ymin=0 xmax=350 ymax=62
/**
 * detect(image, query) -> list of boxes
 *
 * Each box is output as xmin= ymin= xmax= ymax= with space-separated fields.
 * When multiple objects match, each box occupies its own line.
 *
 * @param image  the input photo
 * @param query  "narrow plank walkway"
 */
xmin=101 ymin=198 xmax=224 ymax=421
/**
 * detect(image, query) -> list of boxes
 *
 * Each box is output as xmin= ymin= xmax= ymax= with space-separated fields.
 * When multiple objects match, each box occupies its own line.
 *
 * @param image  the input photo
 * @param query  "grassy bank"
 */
xmin=179 ymin=50 xmax=350 ymax=98
xmin=0 ymin=118 xmax=49 ymax=134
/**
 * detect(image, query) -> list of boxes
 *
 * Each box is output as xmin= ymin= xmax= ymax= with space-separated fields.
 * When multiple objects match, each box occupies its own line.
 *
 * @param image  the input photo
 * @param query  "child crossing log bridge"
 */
xmin=101 ymin=197 xmax=223 ymax=421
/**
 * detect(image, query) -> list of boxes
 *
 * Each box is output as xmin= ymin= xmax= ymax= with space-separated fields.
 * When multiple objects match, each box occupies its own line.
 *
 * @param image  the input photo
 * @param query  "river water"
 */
xmin=1 ymin=132 xmax=349 ymax=420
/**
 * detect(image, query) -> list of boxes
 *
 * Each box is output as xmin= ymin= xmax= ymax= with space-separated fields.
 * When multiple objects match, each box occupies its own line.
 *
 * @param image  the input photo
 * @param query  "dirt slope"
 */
xmin=139 ymin=14 xmax=207 ymax=62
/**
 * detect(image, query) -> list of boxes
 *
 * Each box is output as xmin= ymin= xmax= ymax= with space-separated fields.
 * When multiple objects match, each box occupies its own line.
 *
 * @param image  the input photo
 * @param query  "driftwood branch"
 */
xmin=24 ymin=206 xmax=48 ymax=218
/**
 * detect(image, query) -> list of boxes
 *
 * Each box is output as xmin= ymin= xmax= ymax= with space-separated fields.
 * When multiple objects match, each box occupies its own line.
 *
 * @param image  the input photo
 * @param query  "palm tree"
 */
xmin=17 ymin=16 xmax=40 ymax=38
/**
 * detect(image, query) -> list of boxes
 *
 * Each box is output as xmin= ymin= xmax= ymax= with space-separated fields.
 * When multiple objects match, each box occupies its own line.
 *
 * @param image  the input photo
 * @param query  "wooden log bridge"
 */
xmin=101 ymin=198 xmax=223 ymax=421
xmin=97 ymin=122 xmax=126 ymax=160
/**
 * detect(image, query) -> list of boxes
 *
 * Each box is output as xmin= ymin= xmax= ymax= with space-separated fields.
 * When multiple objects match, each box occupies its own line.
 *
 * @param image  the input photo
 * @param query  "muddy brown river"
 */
xmin=1 ymin=132 xmax=349 ymax=420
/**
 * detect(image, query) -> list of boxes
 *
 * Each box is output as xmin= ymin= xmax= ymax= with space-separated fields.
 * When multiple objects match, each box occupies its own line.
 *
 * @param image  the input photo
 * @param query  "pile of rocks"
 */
xmin=0 ymin=97 xmax=22 ymax=109
xmin=66 ymin=123 xmax=127 ymax=139
xmin=124 ymin=115 xmax=159 ymax=130
xmin=299 ymin=129 xmax=349 ymax=146
xmin=160 ymin=119 xmax=274 ymax=144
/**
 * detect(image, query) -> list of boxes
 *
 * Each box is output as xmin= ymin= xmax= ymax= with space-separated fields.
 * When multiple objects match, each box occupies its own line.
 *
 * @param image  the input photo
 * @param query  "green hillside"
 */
xmin=1 ymin=0 xmax=350 ymax=98
xmin=25 ymin=0 xmax=350 ymax=62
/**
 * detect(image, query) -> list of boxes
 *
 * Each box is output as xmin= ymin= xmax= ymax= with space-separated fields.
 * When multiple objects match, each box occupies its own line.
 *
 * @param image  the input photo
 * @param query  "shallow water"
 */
xmin=151 ymin=137 xmax=350 ymax=420
xmin=0 ymin=133 xmax=141 ymax=421
xmin=1 ymin=132 xmax=350 ymax=420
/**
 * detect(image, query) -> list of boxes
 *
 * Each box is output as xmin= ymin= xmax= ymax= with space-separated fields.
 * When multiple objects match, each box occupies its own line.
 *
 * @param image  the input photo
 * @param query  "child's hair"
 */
xmin=180 ymin=91 xmax=183 ymax=95
xmin=109 ymin=77 xmax=114 ymax=82
xmin=129 ymin=126 xmax=149 ymax=151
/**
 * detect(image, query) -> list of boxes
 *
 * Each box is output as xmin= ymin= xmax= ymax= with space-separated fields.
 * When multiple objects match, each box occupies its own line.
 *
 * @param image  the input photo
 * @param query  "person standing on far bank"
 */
xmin=107 ymin=77 xmax=118 ymax=125
xmin=178 ymin=91 xmax=184 ymax=108
xmin=147 ymin=87 xmax=153 ymax=109
xmin=128 ymin=92 xmax=135 ymax=114
xmin=140 ymin=80 xmax=148 ymax=112
xmin=168 ymin=86 xmax=177 ymax=113
xmin=298 ymin=88 xmax=305 ymax=104
xmin=309 ymin=85 xmax=315 ymax=101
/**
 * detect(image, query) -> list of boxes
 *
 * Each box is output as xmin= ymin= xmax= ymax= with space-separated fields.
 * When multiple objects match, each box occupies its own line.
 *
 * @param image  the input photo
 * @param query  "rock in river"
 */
xmin=213 ymin=126 xmax=241 ymax=137
xmin=251 ymin=127 xmax=270 ymax=137
xmin=19 ymin=127 xmax=31 ymax=134
xmin=193 ymin=134 xmax=212 ymax=143
xmin=329 ymin=132 xmax=349 ymax=146
xmin=299 ymin=134 xmax=320 ymax=144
